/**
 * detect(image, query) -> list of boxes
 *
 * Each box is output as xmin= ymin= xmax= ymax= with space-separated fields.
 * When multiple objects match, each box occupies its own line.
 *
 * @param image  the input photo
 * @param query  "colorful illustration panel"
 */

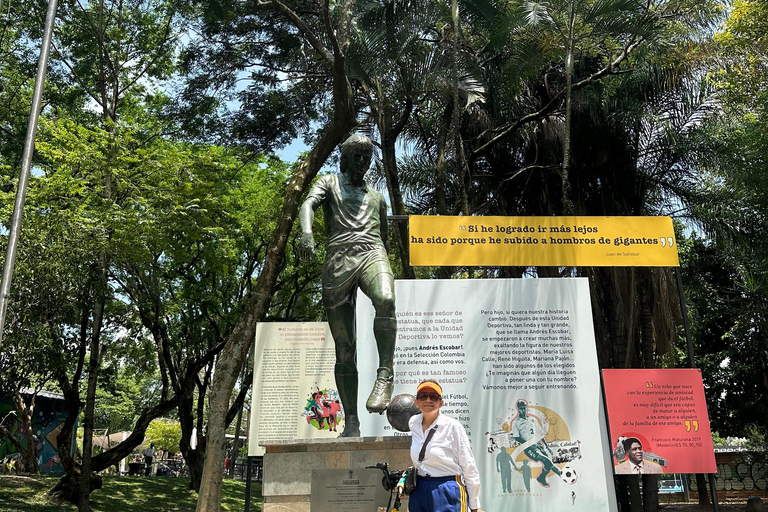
xmin=248 ymin=322 xmax=342 ymax=456
xmin=602 ymin=369 xmax=717 ymax=474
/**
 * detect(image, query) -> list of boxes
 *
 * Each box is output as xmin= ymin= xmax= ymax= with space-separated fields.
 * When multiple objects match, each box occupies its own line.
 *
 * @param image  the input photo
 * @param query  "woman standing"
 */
xmin=406 ymin=379 xmax=483 ymax=512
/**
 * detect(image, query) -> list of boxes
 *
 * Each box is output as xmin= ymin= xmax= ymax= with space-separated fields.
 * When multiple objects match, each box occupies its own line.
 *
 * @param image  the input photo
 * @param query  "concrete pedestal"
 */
xmin=262 ymin=436 xmax=412 ymax=512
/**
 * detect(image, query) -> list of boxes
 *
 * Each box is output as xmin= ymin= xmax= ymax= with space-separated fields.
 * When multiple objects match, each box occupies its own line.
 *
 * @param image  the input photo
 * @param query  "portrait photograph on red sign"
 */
xmin=602 ymin=369 xmax=717 ymax=474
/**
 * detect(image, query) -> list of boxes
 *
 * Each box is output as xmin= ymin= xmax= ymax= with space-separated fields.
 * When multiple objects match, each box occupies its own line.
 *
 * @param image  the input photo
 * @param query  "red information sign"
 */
xmin=602 ymin=369 xmax=717 ymax=474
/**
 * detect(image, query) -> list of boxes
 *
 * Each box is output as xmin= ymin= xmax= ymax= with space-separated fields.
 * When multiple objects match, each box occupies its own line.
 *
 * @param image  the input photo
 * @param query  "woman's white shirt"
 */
xmin=408 ymin=412 xmax=481 ymax=510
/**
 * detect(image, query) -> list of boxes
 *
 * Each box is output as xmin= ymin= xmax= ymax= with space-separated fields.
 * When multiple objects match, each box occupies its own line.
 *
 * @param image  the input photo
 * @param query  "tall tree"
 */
xmin=41 ymin=0 xmax=180 ymax=506
xmin=191 ymin=1 xmax=361 ymax=509
xmin=352 ymin=0 xmax=452 ymax=278
xmin=676 ymin=0 xmax=768 ymax=440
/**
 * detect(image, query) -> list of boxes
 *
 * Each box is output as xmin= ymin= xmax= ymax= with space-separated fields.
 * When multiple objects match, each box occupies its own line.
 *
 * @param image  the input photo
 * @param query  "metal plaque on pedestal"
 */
xmin=310 ymin=468 xmax=390 ymax=512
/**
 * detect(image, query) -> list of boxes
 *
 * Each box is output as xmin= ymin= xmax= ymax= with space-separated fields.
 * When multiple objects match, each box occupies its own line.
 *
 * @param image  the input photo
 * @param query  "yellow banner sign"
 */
xmin=409 ymin=216 xmax=679 ymax=267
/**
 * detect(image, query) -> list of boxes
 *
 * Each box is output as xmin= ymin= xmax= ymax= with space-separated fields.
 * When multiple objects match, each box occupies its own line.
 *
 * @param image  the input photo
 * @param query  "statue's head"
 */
xmin=340 ymin=134 xmax=373 ymax=181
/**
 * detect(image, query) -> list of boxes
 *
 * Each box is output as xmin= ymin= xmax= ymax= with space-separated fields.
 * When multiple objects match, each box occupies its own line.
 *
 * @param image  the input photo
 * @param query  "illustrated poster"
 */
xmin=248 ymin=322 xmax=342 ymax=456
xmin=602 ymin=369 xmax=717 ymax=474
xmin=357 ymin=278 xmax=617 ymax=512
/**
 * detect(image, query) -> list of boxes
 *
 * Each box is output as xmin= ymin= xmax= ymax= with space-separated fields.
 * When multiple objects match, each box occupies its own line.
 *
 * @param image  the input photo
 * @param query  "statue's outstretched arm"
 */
xmin=298 ymin=191 xmax=322 ymax=261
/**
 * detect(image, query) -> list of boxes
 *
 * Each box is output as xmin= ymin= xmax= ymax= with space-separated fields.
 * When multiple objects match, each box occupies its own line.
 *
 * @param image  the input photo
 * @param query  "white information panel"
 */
xmin=357 ymin=278 xmax=617 ymax=512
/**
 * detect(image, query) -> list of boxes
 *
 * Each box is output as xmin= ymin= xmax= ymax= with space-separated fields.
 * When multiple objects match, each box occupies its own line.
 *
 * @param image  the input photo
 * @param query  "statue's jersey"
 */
xmin=304 ymin=173 xmax=392 ymax=308
xmin=305 ymin=174 xmax=387 ymax=249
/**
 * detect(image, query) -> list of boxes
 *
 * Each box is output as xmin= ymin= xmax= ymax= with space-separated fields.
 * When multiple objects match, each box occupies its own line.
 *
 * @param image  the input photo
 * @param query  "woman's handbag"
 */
xmin=403 ymin=425 xmax=437 ymax=496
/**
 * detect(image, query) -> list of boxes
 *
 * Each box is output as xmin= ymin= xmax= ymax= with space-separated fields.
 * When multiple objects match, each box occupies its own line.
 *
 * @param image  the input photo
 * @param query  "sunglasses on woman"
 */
xmin=416 ymin=392 xmax=442 ymax=401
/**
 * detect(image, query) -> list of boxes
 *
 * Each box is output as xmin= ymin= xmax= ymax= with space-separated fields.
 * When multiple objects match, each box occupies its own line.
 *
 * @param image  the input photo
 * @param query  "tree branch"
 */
xmin=503 ymin=163 xmax=560 ymax=182
xmin=118 ymin=12 xmax=176 ymax=96
xmin=253 ymin=0 xmax=333 ymax=65
xmin=472 ymin=36 xmax=645 ymax=158
xmin=224 ymin=372 xmax=252 ymax=427
xmin=50 ymin=43 xmax=106 ymax=110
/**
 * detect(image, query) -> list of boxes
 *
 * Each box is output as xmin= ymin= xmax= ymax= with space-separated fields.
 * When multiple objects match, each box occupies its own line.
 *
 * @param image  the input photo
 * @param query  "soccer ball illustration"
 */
xmin=386 ymin=394 xmax=420 ymax=432
xmin=561 ymin=465 xmax=578 ymax=484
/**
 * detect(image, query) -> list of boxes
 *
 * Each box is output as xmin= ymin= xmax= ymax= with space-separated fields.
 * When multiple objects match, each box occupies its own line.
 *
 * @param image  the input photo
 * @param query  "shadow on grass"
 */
xmin=0 ymin=474 xmax=262 ymax=512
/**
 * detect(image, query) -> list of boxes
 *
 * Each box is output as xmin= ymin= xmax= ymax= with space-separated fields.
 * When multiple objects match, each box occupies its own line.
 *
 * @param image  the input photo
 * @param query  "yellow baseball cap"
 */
xmin=416 ymin=381 xmax=443 ymax=397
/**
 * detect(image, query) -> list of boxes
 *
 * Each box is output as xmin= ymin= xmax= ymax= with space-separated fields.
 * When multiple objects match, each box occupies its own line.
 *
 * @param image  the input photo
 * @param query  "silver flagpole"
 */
xmin=0 ymin=0 xmax=59 ymax=346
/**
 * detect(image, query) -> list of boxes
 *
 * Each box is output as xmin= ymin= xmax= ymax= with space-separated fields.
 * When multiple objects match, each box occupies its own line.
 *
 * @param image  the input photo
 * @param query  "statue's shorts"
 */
xmin=322 ymin=243 xmax=393 ymax=309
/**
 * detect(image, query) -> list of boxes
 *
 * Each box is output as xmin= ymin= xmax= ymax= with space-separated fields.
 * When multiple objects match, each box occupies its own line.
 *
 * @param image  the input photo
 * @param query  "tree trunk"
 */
xmin=227 ymin=404 xmax=244 ymax=479
xmin=623 ymin=268 xmax=637 ymax=369
xmin=642 ymin=474 xmax=659 ymax=512
xmin=179 ymin=364 xmax=211 ymax=492
xmin=378 ymin=105 xmax=415 ymax=279
xmin=435 ymin=109 xmax=449 ymax=216
xmin=696 ymin=473 xmax=710 ymax=505
xmin=640 ymin=274 xmax=654 ymax=369
xmin=628 ymin=474 xmax=642 ymax=512
xmin=608 ymin=268 xmax=630 ymax=368
xmin=55 ymin=377 xmax=82 ymax=477
xmin=584 ymin=267 xmax=613 ymax=369
xmin=52 ymin=337 xmax=102 ymax=506
xmin=195 ymin=127 xmax=353 ymax=511
xmin=188 ymin=439 xmax=206 ymax=492
xmin=79 ymin=259 xmax=107 ymax=512
xmin=54 ymin=303 xmax=90 ymax=494
xmin=50 ymin=471 xmax=103 ymax=505
xmin=561 ymin=29 xmax=575 ymax=215
xmin=449 ymin=0 xmax=471 ymax=217
xmin=195 ymin=3 xmax=359 ymax=508
xmin=8 ymin=391 xmax=38 ymax=473
xmin=179 ymin=390 xmax=202 ymax=490
xmin=196 ymin=79 xmax=357 ymax=512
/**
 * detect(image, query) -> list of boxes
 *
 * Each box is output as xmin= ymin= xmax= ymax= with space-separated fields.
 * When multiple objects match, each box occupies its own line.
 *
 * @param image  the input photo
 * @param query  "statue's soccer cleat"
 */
xmin=366 ymin=367 xmax=394 ymax=413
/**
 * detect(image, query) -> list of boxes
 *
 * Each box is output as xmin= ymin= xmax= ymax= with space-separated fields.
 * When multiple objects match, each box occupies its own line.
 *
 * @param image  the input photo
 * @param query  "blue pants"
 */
xmin=408 ymin=475 xmax=468 ymax=512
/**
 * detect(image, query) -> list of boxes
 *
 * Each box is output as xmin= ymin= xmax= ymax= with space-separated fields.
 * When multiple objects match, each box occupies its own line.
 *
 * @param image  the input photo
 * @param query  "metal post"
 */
xmin=244 ymin=455 xmax=253 ymax=512
xmin=675 ymin=267 xmax=719 ymax=512
xmin=0 ymin=0 xmax=59 ymax=346
xmin=675 ymin=267 xmax=697 ymax=368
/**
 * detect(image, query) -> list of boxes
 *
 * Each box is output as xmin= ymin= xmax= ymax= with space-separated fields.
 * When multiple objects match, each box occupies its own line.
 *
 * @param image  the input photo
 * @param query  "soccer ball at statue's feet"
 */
xmin=561 ymin=465 xmax=578 ymax=484
xmin=386 ymin=394 xmax=420 ymax=432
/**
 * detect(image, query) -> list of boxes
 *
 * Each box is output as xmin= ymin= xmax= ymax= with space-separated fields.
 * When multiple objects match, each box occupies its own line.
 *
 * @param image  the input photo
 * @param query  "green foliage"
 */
xmin=713 ymin=0 xmax=768 ymax=109
xmin=177 ymin=0 xmax=330 ymax=150
xmin=678 ymin=233 xmax=768 ymax=437
xmin=665 ymin=1 xmax=768 ymax=439
xmin=0 ymin=25 xmax=36 ymax=166
xmin=95 ymin=366 xmax=158 ymax=433
xmin=51 ymin=0 xmax=180 ymax=123
xmin=711 ymin=431 xmax=727 ymax=446
xmin=145 ymin=419 xmax=182 ymax=454
xmin=744 ymin=424 xmax=768 ymax=451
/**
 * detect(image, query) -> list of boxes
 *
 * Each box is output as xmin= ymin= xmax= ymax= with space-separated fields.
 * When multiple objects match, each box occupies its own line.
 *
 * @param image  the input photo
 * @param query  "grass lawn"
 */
xmin=0 ymin=474 xmax=262 ymax=512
